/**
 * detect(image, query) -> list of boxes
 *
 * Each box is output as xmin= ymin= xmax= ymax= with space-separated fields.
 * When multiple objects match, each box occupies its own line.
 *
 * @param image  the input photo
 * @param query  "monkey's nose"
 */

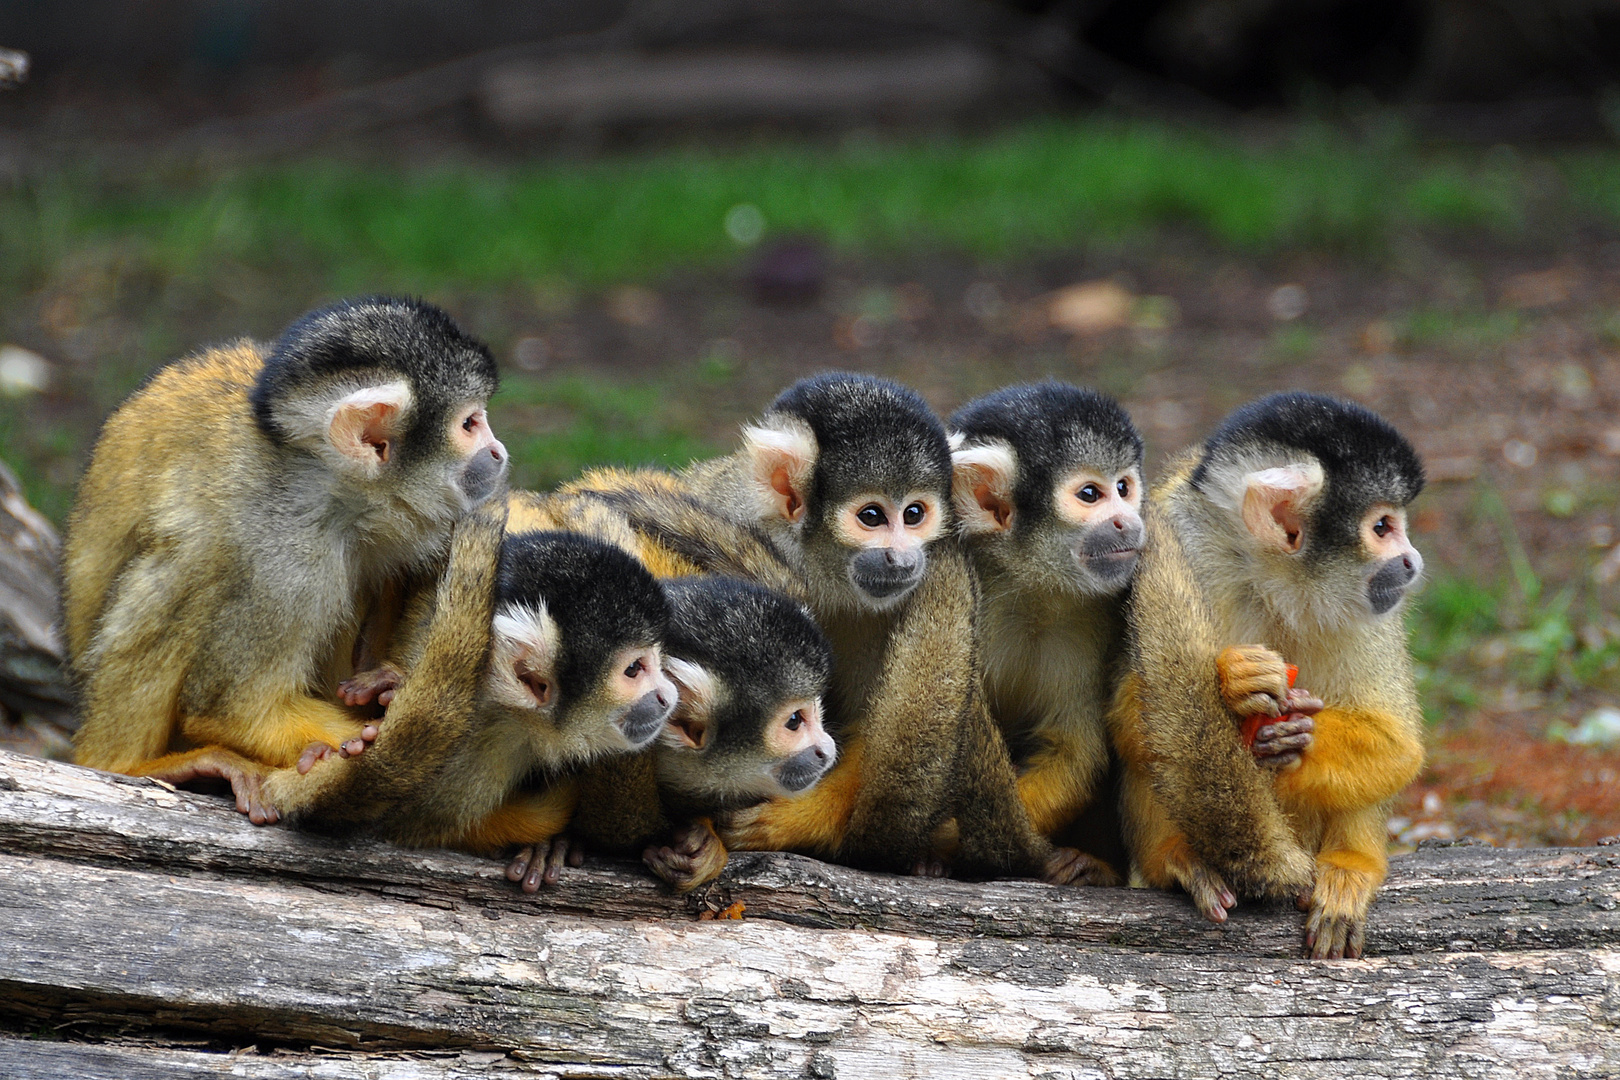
xmin=489 ymin=444 xmax=505 ymax=464
xmin=811 ymin=745 xmax=828 ymax=761
xmin=1111 ymin=516 xmax=1127 ymax=531
xmin=655 ymin=688 xmax=671 ymax=709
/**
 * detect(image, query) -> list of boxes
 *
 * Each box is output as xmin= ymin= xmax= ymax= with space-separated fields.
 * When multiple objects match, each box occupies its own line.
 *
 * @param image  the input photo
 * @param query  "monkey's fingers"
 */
xmin=296 ymin=743 xmax=333 ymax=774
xmin=646 ymin=827 xmax=727 ymax=893
xmin=1216 ymin=645 xmax=1289 ymax=716
xmin=909 ymin=857 xmax=949 ymax=878
xmin=337 ymin=665 xmax=404 ymax=707
xmin=1252 ymin=718 xmax=1315 ymax=762
xmin=1284 ymin=688 xmax=1325 ymax=716
xmin=1306 ymin=910 xmax=1358 ymax=960
xmin=507 ymin=842 xmax=569 ymax=892
xmin=1044 ymin=847 xmax=1122 ymax=887
xmin=1184 ymin=867 xmax=1238 ymax=923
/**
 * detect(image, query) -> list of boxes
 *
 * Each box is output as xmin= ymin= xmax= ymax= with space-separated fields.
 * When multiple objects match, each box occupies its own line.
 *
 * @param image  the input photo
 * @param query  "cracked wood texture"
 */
xmin=0 ymin=750 xmax=1615 ymax=1079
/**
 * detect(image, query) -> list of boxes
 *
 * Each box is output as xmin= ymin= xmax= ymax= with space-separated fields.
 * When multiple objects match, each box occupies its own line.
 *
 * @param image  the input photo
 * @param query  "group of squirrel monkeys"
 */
xmin=63 ymin=296 xmax=1426 ymax=960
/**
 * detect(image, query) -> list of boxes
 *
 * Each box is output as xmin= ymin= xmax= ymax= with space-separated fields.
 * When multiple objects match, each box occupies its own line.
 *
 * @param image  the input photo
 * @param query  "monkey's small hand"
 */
xmin=909 ymin=856 xmax=950 ymax=878
xmin=644 ymin=819 xmax=729 ymax=893
xmin=1252 ymin=716 xmax=1316 ymax=769
xmin=506 ymin=836 xmax=584 ymax=892
xmin=1044 ymin=847 xmax=1123 ymax=887
xmin=338 ymin=664 xmax=404 ymax=709
xmin=1216 ymin=645 xmax=1289 ymax=717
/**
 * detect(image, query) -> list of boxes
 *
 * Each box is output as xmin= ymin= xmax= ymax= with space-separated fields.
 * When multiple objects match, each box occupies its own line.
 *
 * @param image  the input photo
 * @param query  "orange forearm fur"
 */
xmin=1275 ymin=705 xmax=1423 ymax=814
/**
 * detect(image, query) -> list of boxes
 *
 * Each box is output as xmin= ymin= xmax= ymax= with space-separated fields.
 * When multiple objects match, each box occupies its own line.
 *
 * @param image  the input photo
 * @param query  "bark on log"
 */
xmin=0 ymin=462 xmax=72 ymax=751
xmin=0 ymin=748 xmax=1616 ymax=1078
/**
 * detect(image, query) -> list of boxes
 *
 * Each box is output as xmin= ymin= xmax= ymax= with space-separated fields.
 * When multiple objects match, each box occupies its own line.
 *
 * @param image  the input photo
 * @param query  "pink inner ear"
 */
xmin=671 ymin=713 xmax=707 ymax=750
xmin=974 ymin=481 xmax=1013 ymax=530
xmin=770 ymin=466 xmax=804 ymax=522
xmin=1242 ymin=481 xmax=1311 ymax=552
xmin=330 ymin=401 xmax=399 ymax=465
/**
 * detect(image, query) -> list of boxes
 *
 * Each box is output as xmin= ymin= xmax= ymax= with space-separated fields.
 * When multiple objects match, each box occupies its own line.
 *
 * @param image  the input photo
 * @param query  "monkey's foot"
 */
xmin=142 ymin=749 xmax=280 ymax=826
xmin=644 ymin=820 xmax=729 ymax=893
xmin=506 ymin=836 xmax=584 ymax=892
xmin=1044 ymin=847 xmax=1123 ymax=887
xmin=909 ymin=856 xmax=950 ymax=878
xmin=1165 ymin=847 xmax=1237 ymax=923
xmin=1304 ymin=862 xmax=1375 ymax=959
xmin=1216 ymin=644 xmax=1289 ymax=718
xmin=338 ymin=664 xmax=404 ymax=708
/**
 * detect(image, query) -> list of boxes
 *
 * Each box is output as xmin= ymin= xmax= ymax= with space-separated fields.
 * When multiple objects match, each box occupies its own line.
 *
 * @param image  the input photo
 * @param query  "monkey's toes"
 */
xmin=508 ymin=842 xmax=571 ymax=892
xmin=1045 ymin=848 xmax=1122 ymax=887
xmin=296 ymin=742 xmax=338 ymax=774
xmin=909 ymin=857 xmax=949 ymax=878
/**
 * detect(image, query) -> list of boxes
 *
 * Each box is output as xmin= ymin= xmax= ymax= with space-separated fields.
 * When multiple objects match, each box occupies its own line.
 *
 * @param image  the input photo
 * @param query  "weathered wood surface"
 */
xmin=0 ymin=462 xmax=72 ymax=740
xmin=0 ymin=749 xmax=1616 ymax=1079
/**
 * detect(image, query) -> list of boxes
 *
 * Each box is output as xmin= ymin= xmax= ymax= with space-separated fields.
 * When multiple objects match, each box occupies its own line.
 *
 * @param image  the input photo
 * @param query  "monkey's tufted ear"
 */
xmin=1241 ymin=464 xmax=1322 ymax=554
xmin=491 ymin=602 xmax=561 ymax=709
xmin=742 ymin=416 xmax=817 ymax=525
xmin=950 ymin=438 xmax=1017 ymax=534
xmin=662 ymin=656 xmax=715 ymax=750
xmin=326 ymin=382 xmax=412 ymax=473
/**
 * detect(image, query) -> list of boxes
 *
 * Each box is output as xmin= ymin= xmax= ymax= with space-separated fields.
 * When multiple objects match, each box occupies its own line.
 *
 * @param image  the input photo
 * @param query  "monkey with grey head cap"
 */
xmin=1112 ymin=391 xmax=1425 ymax=958
xmin=949 ymin=381 xmax=1145 ymax=884
xmin=554 ymin=575 xmax=837 ymax=894
xmin=66 ymin=297 xmax=507 ymax=819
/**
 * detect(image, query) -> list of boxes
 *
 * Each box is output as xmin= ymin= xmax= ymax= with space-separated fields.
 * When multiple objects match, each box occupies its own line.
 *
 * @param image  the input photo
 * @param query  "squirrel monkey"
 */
xmin=652 ymin=373 xmax=1050 ymax=879
xmin=1112 ymin=392 xmax=1425 ymax=959
xmin=949 ymin=382 xmax=1144 ymax=886
xmin=259 ymin=508 xmax=678 ymax=853
xmin=499 ymin=486 xmax=833 ymax=891
xmin=65 ymin=297 xmax=507 ymax=817
xmin=548 ymin=575 xmax=835 ymax=894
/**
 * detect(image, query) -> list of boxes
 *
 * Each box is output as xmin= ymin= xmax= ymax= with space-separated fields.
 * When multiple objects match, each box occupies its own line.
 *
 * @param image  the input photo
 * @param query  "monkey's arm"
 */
xmin=453 ymin=781 xmax=580 ymax=856
xmin=1016 ymin=729 xmax=1109 ymax=836
xmin=1273 ymin=705 xmax=1424 ymax=813
xmin=1122 ymin=503 xmax=1313 ymax=898
xmin=714 ymin=738 xmax=865 ymax=859
xmin=261 ymin=504 xmax=506 ymax=829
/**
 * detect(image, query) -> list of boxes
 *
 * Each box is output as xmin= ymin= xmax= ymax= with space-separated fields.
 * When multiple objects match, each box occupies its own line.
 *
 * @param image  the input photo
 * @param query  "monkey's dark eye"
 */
xmin=1116 ymin=478 xmax=1130 ymax=498
xmin=1078 ymin=484 xmax=1101 ymax=504
xmin=1373 ymin=516 xmax=1392 ymax=538
xmin=462 ymin=414 xmax=477 ymax=432
xmin=785 ymin=711 xmax=805 ymax=731
xmin=624 ymin=658 xmax=644 ymax=678
xmin=857 ymin=505 xmax=887 ymax=528
xmin=902 ymin=503 xmax=925 ymax=526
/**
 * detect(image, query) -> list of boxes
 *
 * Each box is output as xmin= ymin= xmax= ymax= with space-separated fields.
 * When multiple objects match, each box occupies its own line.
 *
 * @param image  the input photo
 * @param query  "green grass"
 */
xmin=6 ymin=118 xmax=1619 ymax=293
xmin=492 ymin=374 xmax=717 ymax=491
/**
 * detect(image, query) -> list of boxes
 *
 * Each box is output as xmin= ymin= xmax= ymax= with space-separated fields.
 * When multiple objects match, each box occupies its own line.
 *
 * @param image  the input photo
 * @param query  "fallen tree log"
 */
xmin=0 ymin=749 xmax=1615 ymax=1078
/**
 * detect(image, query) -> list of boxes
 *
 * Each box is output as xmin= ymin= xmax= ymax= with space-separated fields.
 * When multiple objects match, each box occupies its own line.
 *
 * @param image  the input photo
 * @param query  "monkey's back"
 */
xmin=63 ymin=342 xmax=265 ymax=683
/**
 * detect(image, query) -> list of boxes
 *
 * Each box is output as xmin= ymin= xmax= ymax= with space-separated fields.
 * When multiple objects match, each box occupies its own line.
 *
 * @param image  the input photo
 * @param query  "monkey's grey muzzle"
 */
xmin=775 ymin=743 xmax=835 ymax=793
xmin=1367 ymin=552 xmax=1421 ymax=614
xmin=850 ymin=547 xmax=926 ymax=601
xmin=458 ymin=445 xmax=509 ymax=505
xmin=617 ymin=686 xmax=676 ymax=748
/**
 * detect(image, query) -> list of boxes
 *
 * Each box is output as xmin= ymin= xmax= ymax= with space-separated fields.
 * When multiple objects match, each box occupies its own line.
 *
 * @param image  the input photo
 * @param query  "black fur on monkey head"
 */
xmin=1190 ymin=392 xmax=1426 ymax=625
xmin=950 ymin=381 xmax=1145 ymax=598
xmin=744 ymin=372 xmax=955 ymax=613
xmin=250 ymin=296 xmax=508 ymax=517
xmin=488 ymin=530 xmax=677 ymax=757
xmin=656 ymin=576 xmax=835 ymax=807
